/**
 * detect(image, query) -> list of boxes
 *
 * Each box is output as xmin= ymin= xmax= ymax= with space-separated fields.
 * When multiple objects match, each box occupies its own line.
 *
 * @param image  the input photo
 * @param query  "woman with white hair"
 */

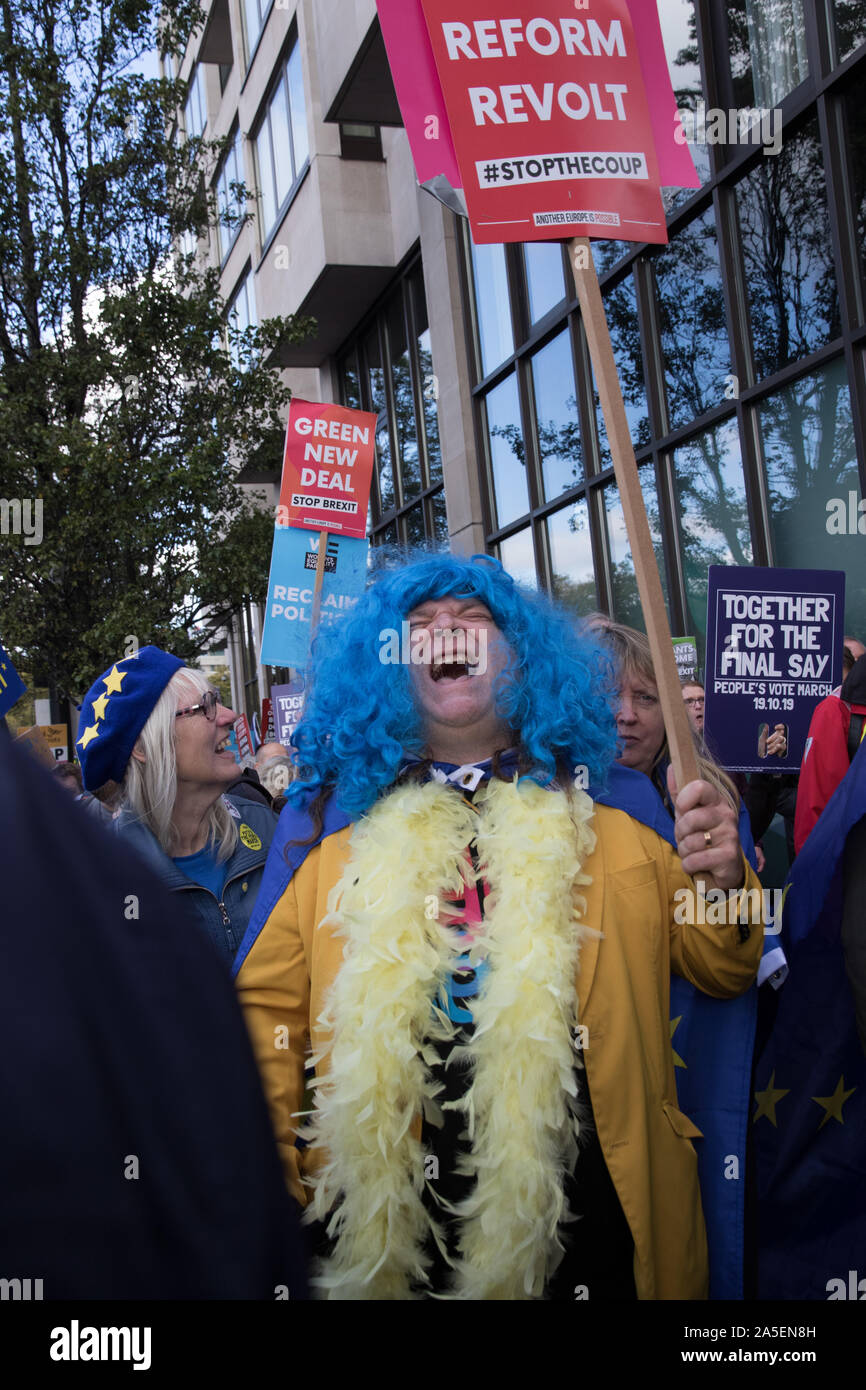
xmin=76 ymin=646 xmax=277 ymax=965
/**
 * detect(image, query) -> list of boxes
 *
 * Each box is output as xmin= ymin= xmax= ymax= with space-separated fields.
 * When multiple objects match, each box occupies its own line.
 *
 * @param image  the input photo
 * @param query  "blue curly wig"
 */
xmin=289 ymin=551 xmax=618 ymax=818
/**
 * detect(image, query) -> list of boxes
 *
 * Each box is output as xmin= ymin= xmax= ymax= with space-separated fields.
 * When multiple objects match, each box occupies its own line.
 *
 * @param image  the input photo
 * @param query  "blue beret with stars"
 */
xmin=76 ymin=646 xmax=184 ymax=791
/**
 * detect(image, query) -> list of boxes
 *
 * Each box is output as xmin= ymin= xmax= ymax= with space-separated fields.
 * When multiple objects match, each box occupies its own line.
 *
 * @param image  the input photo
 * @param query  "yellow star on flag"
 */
xmin=102 ymin=665 xmax=127 ymax=695
xmin=91 ymin=691 xmax=109 ymax=721
xmin=670 ymin=1016 xmax=686 ymax=1069
xmin=77 ymin=723 xmax=100 ymax=749
xmin=813 ymin=1077 xmax=856 ymax=1130
xmin=754 ymin=1071 xmax=790 ymax=1126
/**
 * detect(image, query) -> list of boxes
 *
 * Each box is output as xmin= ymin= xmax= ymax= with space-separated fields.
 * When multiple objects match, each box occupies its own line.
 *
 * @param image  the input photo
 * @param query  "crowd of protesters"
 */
xmin=3 ymin=551 xmax=864 ymax=1302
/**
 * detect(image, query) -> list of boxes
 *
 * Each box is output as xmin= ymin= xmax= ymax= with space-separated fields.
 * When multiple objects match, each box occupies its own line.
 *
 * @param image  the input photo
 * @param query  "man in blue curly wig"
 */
xmin=234 ymin=552 xmax=762 ymax=1300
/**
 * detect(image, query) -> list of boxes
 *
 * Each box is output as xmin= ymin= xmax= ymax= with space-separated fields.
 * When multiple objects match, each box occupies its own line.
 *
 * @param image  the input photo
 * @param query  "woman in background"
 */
xmin=76 ymin=646 xmax=276 ymax=966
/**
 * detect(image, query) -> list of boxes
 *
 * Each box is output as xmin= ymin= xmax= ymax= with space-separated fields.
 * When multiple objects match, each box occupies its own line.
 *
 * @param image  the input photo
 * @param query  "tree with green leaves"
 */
xmin=0 ymin=0 xmax=310 ymax=720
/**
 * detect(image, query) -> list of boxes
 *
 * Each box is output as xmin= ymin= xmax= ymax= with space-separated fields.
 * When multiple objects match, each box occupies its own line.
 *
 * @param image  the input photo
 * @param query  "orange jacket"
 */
xmin=236 ymin=801 xmax=762 ymax=1299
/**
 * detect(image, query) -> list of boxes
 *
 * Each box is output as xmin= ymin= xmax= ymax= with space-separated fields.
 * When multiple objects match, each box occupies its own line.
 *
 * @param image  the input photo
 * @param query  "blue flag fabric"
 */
xmin=594 ymin=765 xmax=765 ymax=1301
xmin=0 ymin=640 xmax=26 ymax=718
xmin=235 ymin=762 xmax=767 ymax=1298
xmin=755 ymin=738 xmax=866 ymax=1300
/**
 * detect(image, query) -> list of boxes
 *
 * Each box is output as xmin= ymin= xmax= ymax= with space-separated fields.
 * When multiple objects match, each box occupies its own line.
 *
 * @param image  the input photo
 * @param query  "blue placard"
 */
xmin=0 ymin=641 xmax=26 ymax=719
xmin=703 ymin=565 xmax=846 ymax=773
xmin=260 ymin=527 xmax=368 ymax=670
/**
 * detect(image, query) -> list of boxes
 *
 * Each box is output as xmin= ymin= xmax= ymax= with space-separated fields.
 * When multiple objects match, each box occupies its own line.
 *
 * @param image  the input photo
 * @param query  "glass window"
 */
xmin=658 ymin=0 xmax=711 ymax=201
xmin=403 ymin=505 xmax=426 ymax=547
xmin=598 ymin=276 xmax=650 ymax=463
xmin=844 ymin=89 xmax=866 ymax=322
xmin=364 ymin=328 xmax=395 ymax=515
xmin=485 ymin=374 xmax=530 ymax=527
xmin=498 ymin=528 xmax=537 ymax=588
xmin=287 ymin=44 xmax=309 ymax=171
xmin=603 ymin=474 xmax=667 ymax=629
xmin=184 ymin=66 xmax=206 ymax=141
xmin=737 ymin=120 xmax=840 ymax=379
xmin=243 ymin=0 xmax=265 ymax=63
xmin=654 ymin=207 xmax=730 ymax=430
xmin=548 ymin=500 xmax=596 ymax=613
xmin=431 ymin=490 xmax=449 ymax=541
xmin=523 ymin=243 xmax=565 ymax=323
xmin=411 ymin=269 xmax=442 ymax=485
xmin=215 ymin=131 xmax=244 ymax=262
xmin=341 ymin=356 xmax=362 ymax=411
xmin=759 ymin=359 xmax=865 ymax=636
xmin=591 ymin=238 xmax=630 ymax=280
xmin=178 ymin=227 xmax=197 ymax=260
xmin=270 ymin=77 xmax=293 ymax=208
xmin=255 ymin=119 xmax=276 ymax=239
xmin=673 ymin=419 xmax=753 ymax=641
xmin=339 ymin=264 xmax=444 ymax=545
xmin=726 ymin=1 xmax=808 ymax=109
xmin=834 ymin=2 xmax=866 ymax=62
xmin=471 ymin=240 xmax=514 ymax=378
xmin=530 ymin=330 xmax=582 ymax=500
xmin=387 ymin=296 xmax=421 ymax=502
xmin=227 ymin=272 xmax=257 ymax=370
xmin=254 ymin=40 xmax=309 ymax=241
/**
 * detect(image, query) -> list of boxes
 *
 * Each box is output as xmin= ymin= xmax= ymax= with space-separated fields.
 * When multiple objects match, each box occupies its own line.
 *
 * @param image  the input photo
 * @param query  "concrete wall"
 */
xmin=182 ymin=0 xmax=486 ymax=710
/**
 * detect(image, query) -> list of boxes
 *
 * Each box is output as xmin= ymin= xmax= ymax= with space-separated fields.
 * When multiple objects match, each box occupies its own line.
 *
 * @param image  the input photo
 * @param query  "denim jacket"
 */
xmin=114 ymin=794 xmax=278 ymax=967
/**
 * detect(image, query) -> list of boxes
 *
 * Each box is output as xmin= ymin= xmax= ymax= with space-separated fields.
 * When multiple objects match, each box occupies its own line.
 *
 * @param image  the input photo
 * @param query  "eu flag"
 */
xmin=594 ymin=764 xmax=769 ymax=1300
xmin=0 ymin=640 xmax=25 ymax=718
xmin=755 ymin=738 xmax=866 ymax=1299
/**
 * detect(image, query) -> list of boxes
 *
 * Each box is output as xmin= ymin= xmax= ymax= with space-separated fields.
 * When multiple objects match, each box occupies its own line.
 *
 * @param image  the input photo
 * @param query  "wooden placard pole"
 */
xmin=567 ymin=237 xmax=702 ymax=803
xmin=310 ymin=528 xmax=329 ymax=638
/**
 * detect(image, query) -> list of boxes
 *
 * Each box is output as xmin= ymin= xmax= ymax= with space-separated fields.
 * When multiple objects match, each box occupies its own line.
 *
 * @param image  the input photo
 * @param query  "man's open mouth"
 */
xmin=431 ymin=661 xmax=474 ymax=682
xmin=215 ymin=734 xmax=232 ymax=752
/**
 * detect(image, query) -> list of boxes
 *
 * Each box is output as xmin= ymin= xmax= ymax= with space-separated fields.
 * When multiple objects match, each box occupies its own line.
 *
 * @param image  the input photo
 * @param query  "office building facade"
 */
xmin=172 ymin=0 xmax=866 ymax=714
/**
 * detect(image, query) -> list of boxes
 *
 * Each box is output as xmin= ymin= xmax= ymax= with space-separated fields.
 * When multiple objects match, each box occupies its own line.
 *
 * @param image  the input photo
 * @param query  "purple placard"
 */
xmin=703 ymin=566 xmax=846 ymax=773
xmin=270 ymin=680 xmax=305 ymax=748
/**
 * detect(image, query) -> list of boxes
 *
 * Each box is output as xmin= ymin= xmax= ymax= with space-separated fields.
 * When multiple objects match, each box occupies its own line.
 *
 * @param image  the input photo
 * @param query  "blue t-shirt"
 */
xmin=172 ymin=843 xmax=228 ymax=902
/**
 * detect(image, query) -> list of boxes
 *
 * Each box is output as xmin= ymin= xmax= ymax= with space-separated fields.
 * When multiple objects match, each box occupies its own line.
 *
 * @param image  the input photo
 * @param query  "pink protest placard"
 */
xmin=419 ymin=0 xmax=668 ymax=245
xmin=277 ymin=399 xmax=377 ymax=541
xmin=377 ymin=0 xmax=698 ymax=202
xmin=626 ymin=0 xmax=699 ymax=188
xmin=375 ymin=0 xmax=461 ymax=187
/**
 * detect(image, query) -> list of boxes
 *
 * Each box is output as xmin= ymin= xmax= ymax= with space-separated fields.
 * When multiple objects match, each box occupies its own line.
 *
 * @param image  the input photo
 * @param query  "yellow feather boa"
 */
xmin=307 ymin=774 xmax=597 ymax=1299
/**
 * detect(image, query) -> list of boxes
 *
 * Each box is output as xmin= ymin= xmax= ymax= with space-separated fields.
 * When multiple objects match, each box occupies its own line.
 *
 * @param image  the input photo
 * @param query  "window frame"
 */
xmin=183 ymin=63 xmax=207 ymax=142
xmin=459 ymin=1 xmax=866 ymax=635
xmin=214 ymin=125 xmax=246 ymax=267
xmin=336 ymin=253 xmax=447 ymax=547
xmin=225 ymin=264 xmax=258 ymax=370
xmin=251 ymin=28 xmax=310 ymax=250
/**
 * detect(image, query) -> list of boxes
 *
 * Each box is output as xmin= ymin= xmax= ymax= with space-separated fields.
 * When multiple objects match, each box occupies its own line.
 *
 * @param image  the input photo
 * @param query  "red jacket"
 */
xmin=795 ymin=692 xmax=866 ymax=853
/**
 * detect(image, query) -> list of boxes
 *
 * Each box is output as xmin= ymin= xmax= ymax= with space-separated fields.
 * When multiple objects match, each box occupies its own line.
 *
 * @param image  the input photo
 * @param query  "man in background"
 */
xmin=681 ymin=677 xmax=705 ymax=738
xmin=796 ymin=648 xmax=866 ymax=853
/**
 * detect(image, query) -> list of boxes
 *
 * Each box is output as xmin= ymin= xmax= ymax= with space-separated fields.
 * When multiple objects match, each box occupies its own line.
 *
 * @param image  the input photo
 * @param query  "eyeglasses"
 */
xmin=175 ymin=690 xmax=219 ymax=722
xmin=683 ymin=697 xmax=705 ymax=707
